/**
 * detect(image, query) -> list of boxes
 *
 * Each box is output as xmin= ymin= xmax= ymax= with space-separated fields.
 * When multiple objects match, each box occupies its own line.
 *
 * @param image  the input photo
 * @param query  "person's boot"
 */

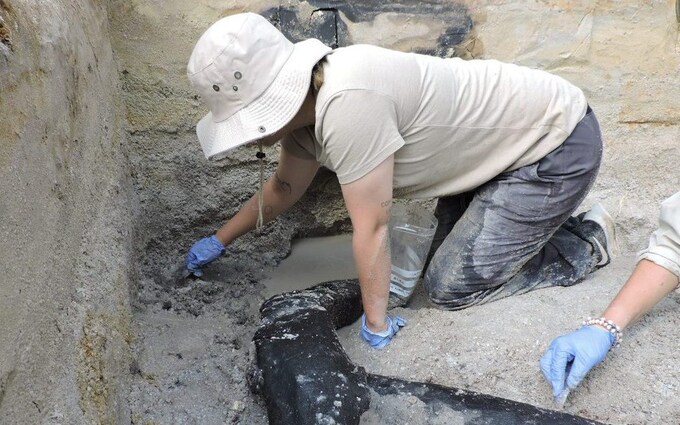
xmin=581 ymin=203 xmax=617 ymax=268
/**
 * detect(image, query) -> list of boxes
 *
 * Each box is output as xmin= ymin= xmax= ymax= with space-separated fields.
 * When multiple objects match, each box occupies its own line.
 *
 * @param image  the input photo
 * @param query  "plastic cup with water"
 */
xmin=388 ymin=203 xmax=437 ymax=307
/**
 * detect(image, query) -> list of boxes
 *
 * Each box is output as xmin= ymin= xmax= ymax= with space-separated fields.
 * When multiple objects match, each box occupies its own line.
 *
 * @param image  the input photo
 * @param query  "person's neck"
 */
xmin=292 ymin=88 xmax=316 ymax=128
xmin=269 ymin=88 xmax=316 ymax=143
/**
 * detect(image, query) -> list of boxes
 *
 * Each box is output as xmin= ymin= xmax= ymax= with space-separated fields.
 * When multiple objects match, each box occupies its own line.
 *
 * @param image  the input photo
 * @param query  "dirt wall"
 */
xmin=0 ymin=0 xmax=135 ymax=423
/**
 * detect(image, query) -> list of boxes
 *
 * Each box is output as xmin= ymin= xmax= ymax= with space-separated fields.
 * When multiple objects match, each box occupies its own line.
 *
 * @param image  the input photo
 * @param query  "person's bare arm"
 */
xmin=541 ymin=194 xmax=680 ymax=398
xmin=340 ymin=156 xmax=394 ymax=333
xmin=601 ymin=259 xmax=679 ymax=329
xmin=215 ymin=147 xmax=319 ymax=245
xmin=602 ymin=193 xmax=680 ymax=328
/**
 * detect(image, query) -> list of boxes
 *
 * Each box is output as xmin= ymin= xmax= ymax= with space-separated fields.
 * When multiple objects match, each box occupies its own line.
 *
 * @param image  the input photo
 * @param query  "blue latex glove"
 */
xmin=540 ymin=326 xmax=615 ymax=398
xmin=360 ymin=313 xmax=406 ymax=349
xmin=185 ymin=235 xmax=225 ymax=277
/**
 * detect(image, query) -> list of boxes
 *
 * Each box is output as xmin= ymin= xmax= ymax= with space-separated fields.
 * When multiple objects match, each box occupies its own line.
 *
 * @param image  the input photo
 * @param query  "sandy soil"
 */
xmin=128 ymin=233 xmax=680 ymax=424
xmin=128 ymin=250 xmax=272 ymax=424
xmin=338 ymin=254 xmax=680 ymax=425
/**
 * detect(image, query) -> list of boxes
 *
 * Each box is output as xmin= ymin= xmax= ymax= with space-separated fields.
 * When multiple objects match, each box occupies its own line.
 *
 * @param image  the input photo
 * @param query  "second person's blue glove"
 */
xmin=540 ymin=325 xmax=615 ymax=398
xmin=360 ymin=313 xmax=406 ymax=349
xmin=185 ymin=235 xmax=225 ymax=277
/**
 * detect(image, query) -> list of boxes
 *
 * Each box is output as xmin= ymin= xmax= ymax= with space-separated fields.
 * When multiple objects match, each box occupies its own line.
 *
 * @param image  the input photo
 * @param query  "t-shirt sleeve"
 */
xmin=636 ymin=191 xmax=680 ymax=279
xmin=280 ymin=126 xmax=317 ymax=160
xmin=316 ymin=90 xmax=404 ymax=184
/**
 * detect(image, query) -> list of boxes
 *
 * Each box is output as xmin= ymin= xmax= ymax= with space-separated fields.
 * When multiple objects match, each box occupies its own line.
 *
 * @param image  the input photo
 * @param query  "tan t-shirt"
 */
xmin=282 ymin=44 xmax=588 ymax=199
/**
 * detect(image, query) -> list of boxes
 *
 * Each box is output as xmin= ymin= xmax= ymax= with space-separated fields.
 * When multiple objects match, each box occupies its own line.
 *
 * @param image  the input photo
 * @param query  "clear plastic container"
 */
xmin=388 ymin=203 xmax=437 ymax=307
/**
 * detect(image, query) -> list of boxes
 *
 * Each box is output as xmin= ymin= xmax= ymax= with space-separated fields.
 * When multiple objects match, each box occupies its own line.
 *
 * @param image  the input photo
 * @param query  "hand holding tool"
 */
xmin=540 ymin=325 xmax=615 ymax=406
xmin=185 ymin=235 xmax=225 ymax=277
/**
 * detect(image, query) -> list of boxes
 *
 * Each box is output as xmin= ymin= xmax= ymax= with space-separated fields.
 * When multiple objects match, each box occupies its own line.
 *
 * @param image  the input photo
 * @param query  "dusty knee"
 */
xmin=423 ymin=254 xmax=505 ymax=310
xmin=423 ymin=263 xmax=466 ymax=309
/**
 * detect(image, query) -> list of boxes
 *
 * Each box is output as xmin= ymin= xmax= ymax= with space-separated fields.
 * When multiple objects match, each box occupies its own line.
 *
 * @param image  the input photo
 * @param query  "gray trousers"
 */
xmin=423 ymin=108 xmax=604 ymax=310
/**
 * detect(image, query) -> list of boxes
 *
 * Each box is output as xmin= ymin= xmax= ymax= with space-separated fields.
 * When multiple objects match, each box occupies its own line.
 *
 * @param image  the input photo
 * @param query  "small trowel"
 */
xmin=554 ymin=360 xmax=573 ymax=409
xmin=163 ymin=261 xmax=194 ymax=287
xmin=555 ymin=388 xmax=570 ymax=409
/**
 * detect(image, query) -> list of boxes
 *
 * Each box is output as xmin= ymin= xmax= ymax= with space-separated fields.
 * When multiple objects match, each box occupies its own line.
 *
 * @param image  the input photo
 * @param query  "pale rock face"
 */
xmin=1 ymin=0 xmax=133 ymax=424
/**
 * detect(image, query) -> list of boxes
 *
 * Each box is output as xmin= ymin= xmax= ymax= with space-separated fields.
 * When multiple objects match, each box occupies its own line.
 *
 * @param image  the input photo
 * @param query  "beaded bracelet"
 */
xmin=582 ymin=317 xmax=623 ymax=349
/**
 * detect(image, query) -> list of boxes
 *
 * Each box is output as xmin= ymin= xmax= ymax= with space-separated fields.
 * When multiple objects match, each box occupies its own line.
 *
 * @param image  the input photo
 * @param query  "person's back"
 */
xmin=309 ymin=44 xmax=588 ymax=198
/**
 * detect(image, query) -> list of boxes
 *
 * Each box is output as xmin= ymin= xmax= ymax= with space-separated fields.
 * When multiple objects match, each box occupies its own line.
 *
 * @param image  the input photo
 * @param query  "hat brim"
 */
xmin=196 ymin=39 xmax=332 ymax=160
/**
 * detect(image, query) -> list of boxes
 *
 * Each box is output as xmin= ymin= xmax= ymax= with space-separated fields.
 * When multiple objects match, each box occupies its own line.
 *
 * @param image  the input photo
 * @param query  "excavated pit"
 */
xmin=1 ymin=1 xmax=679 ymax=424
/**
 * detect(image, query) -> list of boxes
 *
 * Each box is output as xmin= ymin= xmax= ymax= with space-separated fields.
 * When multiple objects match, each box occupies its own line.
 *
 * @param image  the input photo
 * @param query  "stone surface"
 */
xmin=340 ymin=255 xmax=680 ymax=425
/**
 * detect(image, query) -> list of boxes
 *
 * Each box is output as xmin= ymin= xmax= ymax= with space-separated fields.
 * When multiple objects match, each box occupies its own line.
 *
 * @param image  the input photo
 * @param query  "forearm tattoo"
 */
xmin=274 ymin=172 xmax=292 ymax=195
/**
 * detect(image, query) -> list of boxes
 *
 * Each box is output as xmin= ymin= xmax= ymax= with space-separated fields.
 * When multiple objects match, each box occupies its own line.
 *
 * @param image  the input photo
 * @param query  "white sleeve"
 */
xmin=280 ymin=126 xmax=317 ymax=160
xmin=636 ymin=191 xmax=680 ymax=278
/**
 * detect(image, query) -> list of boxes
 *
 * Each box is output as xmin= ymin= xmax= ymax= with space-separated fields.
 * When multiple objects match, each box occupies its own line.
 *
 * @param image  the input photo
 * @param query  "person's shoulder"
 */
xmin=321 ymin=45 xmax=406 ymax=90
xmin=329 ymin=44 xmax=404 ymax=62
xmin=317 ymin=47 xmax=372 ymax=100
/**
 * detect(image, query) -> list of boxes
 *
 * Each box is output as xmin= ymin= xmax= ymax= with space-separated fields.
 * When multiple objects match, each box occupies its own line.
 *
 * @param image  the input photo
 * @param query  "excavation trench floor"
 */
xmin=129 ymin=235 xmax=680 ymax=424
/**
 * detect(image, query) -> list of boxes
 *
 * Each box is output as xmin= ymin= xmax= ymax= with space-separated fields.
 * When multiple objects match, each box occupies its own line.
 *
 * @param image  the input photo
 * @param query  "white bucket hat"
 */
xmin=187 ymin=13 xmax=332 ymax=159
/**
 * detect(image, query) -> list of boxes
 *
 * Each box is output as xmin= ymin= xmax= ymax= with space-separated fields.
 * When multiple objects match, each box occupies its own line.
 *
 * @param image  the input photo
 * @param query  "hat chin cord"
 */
xmin=256 ymin=141 xmax=266 ymax=230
